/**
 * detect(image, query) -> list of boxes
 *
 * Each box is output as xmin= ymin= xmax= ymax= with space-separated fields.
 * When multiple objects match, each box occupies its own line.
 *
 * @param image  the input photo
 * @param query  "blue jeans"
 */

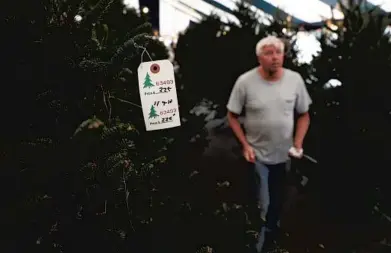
xmin=254 ymin=160 xmax=287 ymax=252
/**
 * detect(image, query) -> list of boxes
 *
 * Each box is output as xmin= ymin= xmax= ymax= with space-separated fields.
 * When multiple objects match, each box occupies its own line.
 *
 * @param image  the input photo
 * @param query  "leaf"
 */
xmin=101 ymin=23 xmax=109 ymax=46
xmin=217 ymin=181 xmax=230 ymax=188
xmin=73 ymin=118 xmax=94 ymax=136
xmin=73 ymin=117 xmax=104 ymax=136
xmin=91 ymin=26 xmax=100 ymax=49
xmin=222 ymin=202 xmax=228 ymax=212
xmin=120 ymin=67 xmax=133 ymax=75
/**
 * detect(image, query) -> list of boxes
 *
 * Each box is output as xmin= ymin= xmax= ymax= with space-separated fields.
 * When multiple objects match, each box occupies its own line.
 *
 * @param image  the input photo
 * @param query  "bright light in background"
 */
xmin=367 ymin=0 xmax=391 ymax=12
xmin=123 ymin=0 xmax=139 ymax=10
xmin=215 ymin=0 xmax=273 ymax=25
xmin=179 ymin=0 xmax=240 ymax=25
xmin=74 ymin=15 xmax=82 ymax=23
xmin=293 ymin=31 xmax=322 ymax=64
xmin=263 ymin=0 xmax=344 ymax=23
xmin=157 ymin=0 xmax=344 ymax=64
xmin=325 ymin=79 xmax=342 ymax=89
xmin=142 ymin=6 xmax=149 ymax=14
xmin=159 ymin=0 xmax=241 ymax=46
xmin=213 ymin=0 xmax=237 ymax=10
xmin=160 ymin=0 xmax=200 ymax=46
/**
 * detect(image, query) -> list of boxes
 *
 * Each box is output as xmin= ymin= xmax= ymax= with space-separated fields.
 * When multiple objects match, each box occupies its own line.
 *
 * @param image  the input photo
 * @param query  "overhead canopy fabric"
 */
xmin=158 ymin=0 xmax=391 ymax=47
xmin=205 ymin=0 xmax=390 ymax=25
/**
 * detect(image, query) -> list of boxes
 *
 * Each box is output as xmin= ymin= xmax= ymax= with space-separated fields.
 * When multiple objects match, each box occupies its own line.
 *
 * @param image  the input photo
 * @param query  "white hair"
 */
xmin=255 ymin=35 xmax=285 ymax=56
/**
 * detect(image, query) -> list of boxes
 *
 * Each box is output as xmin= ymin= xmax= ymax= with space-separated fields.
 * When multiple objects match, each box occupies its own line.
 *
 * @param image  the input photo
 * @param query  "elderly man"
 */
xmin=226 ymin=35 xmax=312 ymax=252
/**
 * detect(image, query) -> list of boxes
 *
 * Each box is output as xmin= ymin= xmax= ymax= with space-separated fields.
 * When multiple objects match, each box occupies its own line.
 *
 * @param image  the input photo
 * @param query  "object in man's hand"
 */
xmin=289 ymin=147 xmax=303 ymax=158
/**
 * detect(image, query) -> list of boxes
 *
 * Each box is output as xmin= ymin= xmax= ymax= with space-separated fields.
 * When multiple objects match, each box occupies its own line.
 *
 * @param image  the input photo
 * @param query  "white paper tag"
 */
xmin=138 ymin=60 xmax=181 ymax=131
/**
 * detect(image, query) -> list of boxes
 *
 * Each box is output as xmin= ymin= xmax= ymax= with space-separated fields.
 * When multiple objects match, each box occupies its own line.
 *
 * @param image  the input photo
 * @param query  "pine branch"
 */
xmin=79 ymin=59 xmax=110 ymax=75
xmin=124 ymin=23 xmax=153 ymax=41
xmin=97 ymin=0 xmax=115 ymax=22
xmin=110 ymin=33 xmax=152 ymax=65
xmin=123 ymin=166 xmax=135 ymax=231
xmin=83 ymin=0 xmax=114 ymax=23
xmin=79 ymin=32 xmax=153 ymax=79
xmin=101 ymin=123 xmax=138 ymax=140
xmin=100 ymin=85 xmax=112 ymax=121
xmin=109 ymin=96 xmax=142 ymax=108
xmin=138 ymin=156 xmax=166 ymax=178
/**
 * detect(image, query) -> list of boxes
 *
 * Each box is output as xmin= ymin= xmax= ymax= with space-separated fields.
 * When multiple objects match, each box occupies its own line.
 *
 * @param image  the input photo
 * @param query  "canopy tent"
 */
xmin=206 ymin=0 xmax=390 ymax=25
xmin=157 ymin=0 xmax=390 ymax=47
xmin=155 ymin=0 xmax=390 ymax=65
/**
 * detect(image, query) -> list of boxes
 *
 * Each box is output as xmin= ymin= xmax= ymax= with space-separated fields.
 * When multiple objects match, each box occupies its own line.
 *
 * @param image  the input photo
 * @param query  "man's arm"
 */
xmin=227 ymin=111 xmax=248 ymax=147
xmin=226 ymin=76 xmax=247 ymax=146
xmin=227 ymin=111 xmax=255 ymax=163
xmin=294 ymin=112 xmax=310 ymax=150
xmin=226 ymin=76 xmax=255 ymax=163
xmin=294 ymin=74 xmax=312 ymax=150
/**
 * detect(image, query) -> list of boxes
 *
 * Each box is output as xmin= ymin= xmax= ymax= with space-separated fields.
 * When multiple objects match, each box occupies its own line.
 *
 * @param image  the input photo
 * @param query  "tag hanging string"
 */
xmin=133 ymin=41 xmax=153 ymax=63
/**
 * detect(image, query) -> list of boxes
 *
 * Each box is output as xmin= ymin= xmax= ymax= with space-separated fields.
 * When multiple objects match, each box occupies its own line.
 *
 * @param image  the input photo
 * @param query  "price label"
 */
xmin=138 ymin=60 xmax=181 ymax=131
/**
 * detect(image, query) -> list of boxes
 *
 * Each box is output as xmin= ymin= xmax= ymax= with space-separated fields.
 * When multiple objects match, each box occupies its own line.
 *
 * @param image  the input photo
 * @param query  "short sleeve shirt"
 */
xmin=227 ymin=67 xmax=312 ymax=164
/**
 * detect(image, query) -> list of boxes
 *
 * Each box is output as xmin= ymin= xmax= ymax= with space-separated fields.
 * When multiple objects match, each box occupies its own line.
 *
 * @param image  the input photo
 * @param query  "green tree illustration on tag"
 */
xmin=148 ymin=105 xmax=159 ymax=119
xmin=143 ymin=72 xmax=154 ymax=88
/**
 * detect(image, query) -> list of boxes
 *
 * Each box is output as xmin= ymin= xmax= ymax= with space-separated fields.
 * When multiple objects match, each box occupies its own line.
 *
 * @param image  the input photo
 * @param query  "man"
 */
xmin=226 ymin=35 xmax=312 ymax=252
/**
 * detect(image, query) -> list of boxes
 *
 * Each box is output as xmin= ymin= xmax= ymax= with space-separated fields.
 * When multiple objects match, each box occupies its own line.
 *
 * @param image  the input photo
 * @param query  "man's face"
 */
xmin=258 ymin=45 xmax=284 ymax=73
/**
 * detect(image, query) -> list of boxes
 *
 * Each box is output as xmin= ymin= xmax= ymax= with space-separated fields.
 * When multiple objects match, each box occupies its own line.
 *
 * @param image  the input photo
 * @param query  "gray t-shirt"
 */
xmin=227 ymin=67 xmax=312 ymax=164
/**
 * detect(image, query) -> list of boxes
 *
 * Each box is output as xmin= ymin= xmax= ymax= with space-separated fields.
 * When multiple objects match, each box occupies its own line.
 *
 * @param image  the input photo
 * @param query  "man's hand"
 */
xmin=293 ymin=112 xmax=310 ymax=152
xmin=227 ymin=112 xmax=256 ymax=163
xmin=289 ymin=146 xmax=303 ymax=159
xmin=243 ymin=144 xmax=256 ymax=163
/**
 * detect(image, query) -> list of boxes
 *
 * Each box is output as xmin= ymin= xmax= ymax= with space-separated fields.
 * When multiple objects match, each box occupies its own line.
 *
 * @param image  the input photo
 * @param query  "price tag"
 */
xmin=138 ymin=60 xmax=181 ymax=131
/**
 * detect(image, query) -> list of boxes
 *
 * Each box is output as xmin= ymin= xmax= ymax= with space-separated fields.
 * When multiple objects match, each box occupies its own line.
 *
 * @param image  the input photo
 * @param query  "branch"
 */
xmin=109 ymin=96 xmax=142 ymax=108
xmin=107 ymin=90 xmax=112 ymax=121
xmin=123 ymin=166 xmax=135 ymax=231
xmin=100 ymin=85 xmax=112 ymax=121
xmin=139 ymin=156 xmax=167 ymax=177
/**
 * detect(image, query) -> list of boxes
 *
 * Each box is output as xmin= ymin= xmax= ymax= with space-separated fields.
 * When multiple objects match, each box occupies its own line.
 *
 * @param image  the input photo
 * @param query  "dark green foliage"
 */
xmin=309 ymin=0 xmax=391 ymax=224
xmin=2 ymin=0 xmax=206 ymax=252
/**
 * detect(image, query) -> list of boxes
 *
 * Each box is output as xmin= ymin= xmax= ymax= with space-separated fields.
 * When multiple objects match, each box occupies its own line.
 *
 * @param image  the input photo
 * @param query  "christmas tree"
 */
xmin=143 ymin=72 xmax=154 ymax=88
xmin=148 ymin=105 xmax=159 ymax=118
xmin=2 ymin=0 xmax=175 ymax=252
